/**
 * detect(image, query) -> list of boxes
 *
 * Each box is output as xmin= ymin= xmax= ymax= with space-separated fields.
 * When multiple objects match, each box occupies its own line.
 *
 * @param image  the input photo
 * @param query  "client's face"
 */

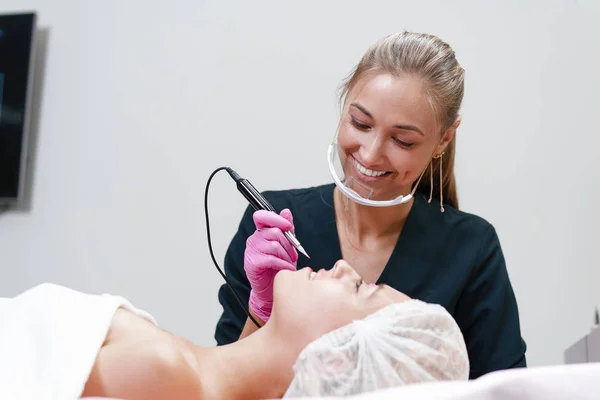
xmin=271 ymin=260 xmax=410 ymax=343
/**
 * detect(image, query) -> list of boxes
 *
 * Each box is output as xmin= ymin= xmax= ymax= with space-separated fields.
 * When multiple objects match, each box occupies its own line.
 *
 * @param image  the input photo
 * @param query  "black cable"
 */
xmin=205 ymin=167 xmax=262 ymax=328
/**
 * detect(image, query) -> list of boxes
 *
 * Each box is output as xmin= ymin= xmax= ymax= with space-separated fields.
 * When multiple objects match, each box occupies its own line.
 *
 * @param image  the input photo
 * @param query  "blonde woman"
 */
xmin=216 ymin=30 xmax=527 ymax=380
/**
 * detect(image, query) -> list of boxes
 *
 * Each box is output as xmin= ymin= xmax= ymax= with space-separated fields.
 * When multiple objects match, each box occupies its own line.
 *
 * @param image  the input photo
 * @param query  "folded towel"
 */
xmin=0 ymin=283 xmax=156 ymax=400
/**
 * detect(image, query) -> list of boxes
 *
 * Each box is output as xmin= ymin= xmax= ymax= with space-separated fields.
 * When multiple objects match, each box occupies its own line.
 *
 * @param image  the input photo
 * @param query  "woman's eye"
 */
xmin=392 ymin=137 xmax=415 ymax=149
xmin=350 ymin=118 xmax=370 ymax=130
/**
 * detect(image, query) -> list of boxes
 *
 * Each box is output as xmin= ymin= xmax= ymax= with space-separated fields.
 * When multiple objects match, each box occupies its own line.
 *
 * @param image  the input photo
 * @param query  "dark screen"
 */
xmin=0 ymin=12 xmax=35 ymax=201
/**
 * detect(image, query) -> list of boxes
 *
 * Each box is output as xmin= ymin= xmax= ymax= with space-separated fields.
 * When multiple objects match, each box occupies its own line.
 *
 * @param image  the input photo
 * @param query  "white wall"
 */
xmin=1 ymin=0 xmax=599 ymax=367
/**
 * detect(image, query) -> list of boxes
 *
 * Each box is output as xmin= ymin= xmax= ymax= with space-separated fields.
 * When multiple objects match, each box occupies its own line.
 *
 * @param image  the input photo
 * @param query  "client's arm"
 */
xmin=82 ymin=308 xmax=203 ymax=400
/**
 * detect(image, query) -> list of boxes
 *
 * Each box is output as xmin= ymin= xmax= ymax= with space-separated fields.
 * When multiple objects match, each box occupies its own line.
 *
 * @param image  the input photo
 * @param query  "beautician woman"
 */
xmin=214 ymin=30 xmax=526 ymax=379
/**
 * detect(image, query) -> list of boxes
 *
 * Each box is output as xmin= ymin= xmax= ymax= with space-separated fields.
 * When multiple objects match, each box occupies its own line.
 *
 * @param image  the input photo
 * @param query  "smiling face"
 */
xmin=336 ymin=72 xmax=455 ymax=201
xmin=270 ymin=260 xmax=410 ymax=344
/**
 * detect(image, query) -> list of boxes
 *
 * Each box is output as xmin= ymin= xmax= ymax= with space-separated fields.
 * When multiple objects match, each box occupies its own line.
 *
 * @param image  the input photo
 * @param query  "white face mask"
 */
xmin=327 ymin=131 xmax=427 ymax=207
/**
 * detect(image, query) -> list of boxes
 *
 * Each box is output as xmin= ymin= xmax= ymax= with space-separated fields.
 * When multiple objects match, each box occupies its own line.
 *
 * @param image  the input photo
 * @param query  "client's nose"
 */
xmin=332 ymin=260 xmax=360 ymax=280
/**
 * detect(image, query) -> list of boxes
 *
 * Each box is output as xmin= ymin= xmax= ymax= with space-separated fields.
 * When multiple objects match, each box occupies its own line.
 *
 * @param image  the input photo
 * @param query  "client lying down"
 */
xmin=1 ymin=260 xmax=469 ymax=399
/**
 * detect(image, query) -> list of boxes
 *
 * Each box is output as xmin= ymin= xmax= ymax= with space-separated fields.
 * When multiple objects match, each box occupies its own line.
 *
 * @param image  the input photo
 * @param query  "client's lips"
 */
xmin=303 ymin=266 xmax=315 ymax=280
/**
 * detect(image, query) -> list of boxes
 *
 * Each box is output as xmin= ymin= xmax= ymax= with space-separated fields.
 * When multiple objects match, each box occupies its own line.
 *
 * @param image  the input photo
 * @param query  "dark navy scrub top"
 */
xmin=214 ymin=183 xmax=527 ymax=379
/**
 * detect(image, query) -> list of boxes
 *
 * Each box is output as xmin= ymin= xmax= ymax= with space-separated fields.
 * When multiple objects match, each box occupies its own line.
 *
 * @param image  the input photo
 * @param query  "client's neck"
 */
xmin=195 ymin=323 xmax=298 ymax=399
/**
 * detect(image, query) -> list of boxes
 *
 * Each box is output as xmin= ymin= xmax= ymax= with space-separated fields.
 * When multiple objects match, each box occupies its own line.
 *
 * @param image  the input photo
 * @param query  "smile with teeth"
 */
xmin=355 ymin=159 xmax=389 ymax=177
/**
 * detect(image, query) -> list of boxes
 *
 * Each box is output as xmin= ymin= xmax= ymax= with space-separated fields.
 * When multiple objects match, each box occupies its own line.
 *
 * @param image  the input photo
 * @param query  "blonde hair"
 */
xmin=338 ymin=31 xmax=465 ymax=209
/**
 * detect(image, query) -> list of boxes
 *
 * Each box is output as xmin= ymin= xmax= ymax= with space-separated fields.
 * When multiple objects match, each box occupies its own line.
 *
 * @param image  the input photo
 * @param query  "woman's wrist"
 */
xmin=249 ymin=291 xmax=271 ymax=324
xmin=249 ymin=306 xmax=266 ymax=327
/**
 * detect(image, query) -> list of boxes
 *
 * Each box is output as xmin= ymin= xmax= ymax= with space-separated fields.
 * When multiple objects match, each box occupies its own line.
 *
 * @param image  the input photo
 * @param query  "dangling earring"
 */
xmin=428 ymin=159 xmax=434 ymax=203
xmin=429 ymin=152 xmax=445 ymax=212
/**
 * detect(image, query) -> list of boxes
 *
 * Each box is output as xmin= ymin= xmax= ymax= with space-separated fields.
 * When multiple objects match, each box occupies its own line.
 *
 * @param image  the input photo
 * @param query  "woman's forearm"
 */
xmin=238 ymin=309 xmax=264 ymax=340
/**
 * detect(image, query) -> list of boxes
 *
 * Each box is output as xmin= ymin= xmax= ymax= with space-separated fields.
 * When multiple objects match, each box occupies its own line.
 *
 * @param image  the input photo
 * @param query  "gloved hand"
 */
xmin=245 ymin=208 xmax=298 ymax=323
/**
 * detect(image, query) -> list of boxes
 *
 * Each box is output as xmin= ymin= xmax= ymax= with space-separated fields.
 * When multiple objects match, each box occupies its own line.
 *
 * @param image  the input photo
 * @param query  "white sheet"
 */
xmin=289 ymin=362 xmax=600 ymax=400
xmin=0 ymin=283 xmax=156 ymax=400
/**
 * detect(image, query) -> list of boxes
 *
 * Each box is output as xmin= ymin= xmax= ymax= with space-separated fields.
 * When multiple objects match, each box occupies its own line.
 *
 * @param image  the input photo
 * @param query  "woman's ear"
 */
xmin=435 ymin=117 xmax=461 ymax=155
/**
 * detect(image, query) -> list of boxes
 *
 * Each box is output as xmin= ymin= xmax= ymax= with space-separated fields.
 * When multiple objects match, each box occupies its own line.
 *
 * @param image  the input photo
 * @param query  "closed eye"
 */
xmin=355 ymin=279 xmax=364 ymax=292
xmin=351 ymin=117 xmax=414 ymax=148
xmin=350 ymin=117 xmax=370 ymax=131
xmin=392 ymin=137 xmax=415 ymax=149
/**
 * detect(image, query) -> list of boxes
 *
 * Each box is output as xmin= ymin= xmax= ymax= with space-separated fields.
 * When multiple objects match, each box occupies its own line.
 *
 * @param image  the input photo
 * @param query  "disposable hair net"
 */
xmin=283 ymin=299 xmax=469 ymax=397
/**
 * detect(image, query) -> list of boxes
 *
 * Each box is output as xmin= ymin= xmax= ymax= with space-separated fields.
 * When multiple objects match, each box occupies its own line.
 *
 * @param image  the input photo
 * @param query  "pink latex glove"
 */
xmin=245 ymin=208 xmax=298 ymax=323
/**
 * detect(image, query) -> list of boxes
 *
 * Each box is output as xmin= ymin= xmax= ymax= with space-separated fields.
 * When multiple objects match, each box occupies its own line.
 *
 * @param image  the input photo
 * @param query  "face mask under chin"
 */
xmin=328 ymin=143 xmax=418 ymax=207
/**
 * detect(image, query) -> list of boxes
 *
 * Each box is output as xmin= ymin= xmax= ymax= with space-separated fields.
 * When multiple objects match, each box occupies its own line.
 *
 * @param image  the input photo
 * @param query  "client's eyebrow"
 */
xmin=350 ymin=102 xmax=425 ymax=136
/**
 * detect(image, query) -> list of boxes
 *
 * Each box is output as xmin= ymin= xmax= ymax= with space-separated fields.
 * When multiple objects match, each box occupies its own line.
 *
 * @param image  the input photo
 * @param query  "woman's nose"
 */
xmin=359 ymin=136 xmax=385 ymax=165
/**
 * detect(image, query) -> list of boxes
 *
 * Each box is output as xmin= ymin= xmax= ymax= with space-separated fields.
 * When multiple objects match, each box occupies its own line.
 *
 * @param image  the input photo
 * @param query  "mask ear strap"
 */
xmin=410 ymin=164 xmax=427 ymax=196
xmin=410 ymin=143 xmax=441 ymax=198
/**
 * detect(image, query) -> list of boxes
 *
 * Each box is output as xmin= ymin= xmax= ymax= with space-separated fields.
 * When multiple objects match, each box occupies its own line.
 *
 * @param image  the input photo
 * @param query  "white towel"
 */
xmin=0 ymin=283 xmax=157 ymax=400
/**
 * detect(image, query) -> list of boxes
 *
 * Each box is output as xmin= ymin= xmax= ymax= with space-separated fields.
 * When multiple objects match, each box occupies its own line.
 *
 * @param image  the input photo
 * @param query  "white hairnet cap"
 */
xmin=283 ymin=299 xmax=469 ymax=397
